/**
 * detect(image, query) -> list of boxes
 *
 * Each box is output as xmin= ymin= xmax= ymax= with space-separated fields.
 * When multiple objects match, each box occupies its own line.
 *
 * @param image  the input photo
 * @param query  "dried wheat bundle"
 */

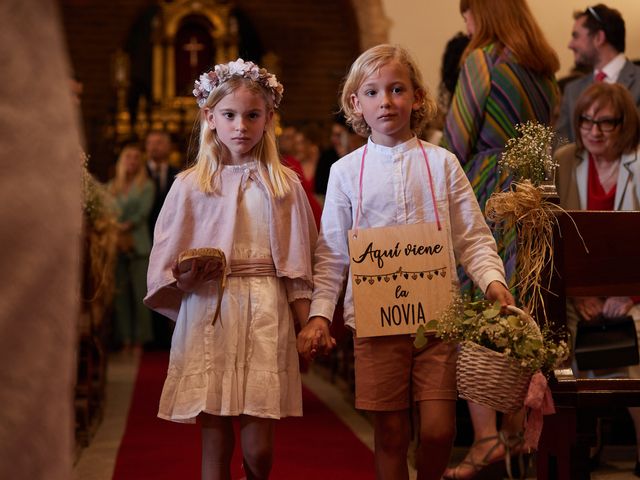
xmin=485 ymin=180 xmax=558 ymax=322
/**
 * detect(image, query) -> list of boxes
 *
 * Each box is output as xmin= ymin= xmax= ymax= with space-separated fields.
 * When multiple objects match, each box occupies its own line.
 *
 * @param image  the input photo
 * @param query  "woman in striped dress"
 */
xmin=443 ymin=0 xmax=559 ymax=294
xmin=442 ymin=0 xmax=559 ymax=478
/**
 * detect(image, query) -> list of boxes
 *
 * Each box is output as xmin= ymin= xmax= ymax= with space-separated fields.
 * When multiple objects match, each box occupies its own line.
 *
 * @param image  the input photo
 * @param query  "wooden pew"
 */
xmin=537 ymin=210 xmax=640 ymax=479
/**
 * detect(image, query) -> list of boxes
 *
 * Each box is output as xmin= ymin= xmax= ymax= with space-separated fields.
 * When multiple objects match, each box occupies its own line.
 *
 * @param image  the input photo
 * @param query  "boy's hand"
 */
xmin=297 ymin=316 xmax=336 ymax=361
xmin=485 ymin=280 xmax=515 ymax=308
xmin=171 ymin=259 xmax=222 ymax=293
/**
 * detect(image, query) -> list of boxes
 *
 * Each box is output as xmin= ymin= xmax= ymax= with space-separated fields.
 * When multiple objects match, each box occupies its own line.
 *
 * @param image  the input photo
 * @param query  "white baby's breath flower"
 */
xmin=500 ymin=121 xmax=557 ymax=185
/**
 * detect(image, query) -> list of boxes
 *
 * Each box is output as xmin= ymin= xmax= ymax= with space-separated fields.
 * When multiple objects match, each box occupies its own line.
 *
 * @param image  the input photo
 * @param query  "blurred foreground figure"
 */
xmin=0 ymin=1 xmax=82 ymax=479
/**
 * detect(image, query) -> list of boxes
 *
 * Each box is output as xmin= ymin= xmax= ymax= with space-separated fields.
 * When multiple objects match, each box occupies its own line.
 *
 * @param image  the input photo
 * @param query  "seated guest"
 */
xmin=555 ymin=82 xmax=640 ymax=476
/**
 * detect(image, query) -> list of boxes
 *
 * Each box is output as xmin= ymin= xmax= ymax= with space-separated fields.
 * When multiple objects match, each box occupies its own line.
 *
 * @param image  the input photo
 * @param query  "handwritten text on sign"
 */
xmin=348 ymin=222 xmax=453 ymax=337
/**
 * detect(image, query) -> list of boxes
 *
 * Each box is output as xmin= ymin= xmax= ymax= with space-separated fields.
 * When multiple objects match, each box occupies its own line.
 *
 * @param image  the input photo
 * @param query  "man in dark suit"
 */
xmin=145 ymin=129 xmax=180 ymax=349
xmin=146 ymin=129 xmax=180 ymax=236
xmin=556 ymin=4 xmax=640 ymax=143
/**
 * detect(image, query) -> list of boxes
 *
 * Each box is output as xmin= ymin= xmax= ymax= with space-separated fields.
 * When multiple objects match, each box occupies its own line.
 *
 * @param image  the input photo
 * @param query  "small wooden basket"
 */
xmin=456 ymin=305 xmax=540 ymax=414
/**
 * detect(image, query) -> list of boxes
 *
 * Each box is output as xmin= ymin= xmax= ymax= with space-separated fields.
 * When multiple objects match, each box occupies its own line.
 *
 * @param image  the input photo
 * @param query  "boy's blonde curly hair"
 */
xmin=340 ymin=44 xmax=437 ymax=138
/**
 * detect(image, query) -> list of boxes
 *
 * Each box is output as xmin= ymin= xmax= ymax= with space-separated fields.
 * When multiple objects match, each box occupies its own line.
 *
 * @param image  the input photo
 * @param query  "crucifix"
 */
xmin=183 ymin=36 xmax=204 ymax=68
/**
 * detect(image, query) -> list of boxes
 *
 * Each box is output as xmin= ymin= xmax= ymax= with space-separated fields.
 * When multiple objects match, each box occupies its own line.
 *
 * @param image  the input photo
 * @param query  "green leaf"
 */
xmin=425 ymin=319 xmax=438 ymax=330
xmin=507 ymin=315 xmax=521 ymax=328
xmin=414 ymin=332 xmax=428 ymax=349
xmin=464 ymin=309 xmax=476 ymax=317
xmin=483 ymin=308 xmax=500 ymax=319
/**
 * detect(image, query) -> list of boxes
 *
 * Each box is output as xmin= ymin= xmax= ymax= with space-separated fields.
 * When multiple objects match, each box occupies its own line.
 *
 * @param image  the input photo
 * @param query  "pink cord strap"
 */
xmin=353 ymin=144 xmax=367 ymax=236
xmin=417 ymin=140 xmax=442 ymax=231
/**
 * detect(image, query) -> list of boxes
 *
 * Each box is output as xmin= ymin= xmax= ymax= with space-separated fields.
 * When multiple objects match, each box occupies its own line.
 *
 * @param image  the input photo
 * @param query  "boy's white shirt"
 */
xmin=310 ymin=136 xmax=506 ymax=329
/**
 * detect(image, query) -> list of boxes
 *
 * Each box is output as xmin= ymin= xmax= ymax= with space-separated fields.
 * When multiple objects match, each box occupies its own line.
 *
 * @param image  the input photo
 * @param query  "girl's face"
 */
xmin=350 ymin=60 xmax=422 ymax=147
xmin=462 ymin=10 xmax=476 ymax=37
xmin=121 ymin=147 xmax=142 ymax=176
xmin=579 ymin=101 xmax=622 ymax=161
xmin=205 ymin=84 xmax=273 ymax=165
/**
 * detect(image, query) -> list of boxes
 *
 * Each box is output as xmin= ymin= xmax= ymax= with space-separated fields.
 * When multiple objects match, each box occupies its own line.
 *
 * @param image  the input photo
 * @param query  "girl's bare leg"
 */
xmin=200 ymin=413 xmax=235 ymax=480
xmin=239 ymin=415 xmax=275 ymax=480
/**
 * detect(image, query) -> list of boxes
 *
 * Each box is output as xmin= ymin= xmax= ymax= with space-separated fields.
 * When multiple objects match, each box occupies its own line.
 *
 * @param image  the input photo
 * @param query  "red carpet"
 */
xmin=112 ymin=351 xmax=375 ymax=479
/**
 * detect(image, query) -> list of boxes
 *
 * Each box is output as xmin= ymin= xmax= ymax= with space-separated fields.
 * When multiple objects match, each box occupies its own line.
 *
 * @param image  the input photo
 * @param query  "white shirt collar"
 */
xmin=597 ymin=53 xmax=626 ymax=83
xmin=366 ymin=136 xmax=418 ymax=155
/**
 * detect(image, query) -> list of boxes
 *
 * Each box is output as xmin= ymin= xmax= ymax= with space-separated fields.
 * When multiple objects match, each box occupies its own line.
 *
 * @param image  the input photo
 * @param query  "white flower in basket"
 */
xmin=414 ymin=296 xmax=569 ymax=413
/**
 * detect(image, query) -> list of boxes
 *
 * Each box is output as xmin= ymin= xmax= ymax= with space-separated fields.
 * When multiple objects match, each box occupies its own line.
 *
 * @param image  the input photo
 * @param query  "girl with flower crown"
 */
xmin=144 ymin=59 xmax=317 ymax=479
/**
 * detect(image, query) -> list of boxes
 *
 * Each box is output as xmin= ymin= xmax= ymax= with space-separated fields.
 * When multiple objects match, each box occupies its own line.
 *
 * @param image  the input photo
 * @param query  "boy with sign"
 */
xmin=297 ymin=44 xmax=514 ymax=480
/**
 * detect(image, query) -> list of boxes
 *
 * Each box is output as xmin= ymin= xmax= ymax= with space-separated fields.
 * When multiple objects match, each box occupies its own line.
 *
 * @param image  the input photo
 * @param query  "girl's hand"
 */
xmin=171 ymin=259 xmax=222 ymax=293
xmin=602 ymin=296 xmax=634 ymax=318
xmin=297 ymin=316 xmax=336 ymax=361
xmin=485 ymin=280 xmax=515 ymax=308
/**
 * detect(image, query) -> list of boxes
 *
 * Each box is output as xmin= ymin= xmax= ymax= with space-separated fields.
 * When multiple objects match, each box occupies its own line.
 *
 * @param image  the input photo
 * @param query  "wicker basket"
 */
xmin=456 ymin=305 xmax=539 ymax=413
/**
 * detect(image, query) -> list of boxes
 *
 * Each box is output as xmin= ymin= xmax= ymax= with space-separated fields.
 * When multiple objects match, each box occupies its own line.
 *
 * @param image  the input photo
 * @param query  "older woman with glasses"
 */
xmin=555 ymin=81 xmax=640 ymax=476
xmin=557 ymin=82 xmax=640 ymax=213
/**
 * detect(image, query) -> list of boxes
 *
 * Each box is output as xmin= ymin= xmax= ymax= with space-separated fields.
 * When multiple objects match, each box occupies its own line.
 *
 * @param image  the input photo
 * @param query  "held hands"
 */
xmin=297 ymin=316 xmax=336 ymax=361
xmin=171 ymin=258 xmax=223 ymax=293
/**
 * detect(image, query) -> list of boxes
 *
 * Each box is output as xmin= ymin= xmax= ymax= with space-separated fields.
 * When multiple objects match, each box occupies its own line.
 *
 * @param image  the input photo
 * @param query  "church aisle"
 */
xmin=73 ymin=352 xmax=140 ymax=480
xmin=73 ymin=350 xmax=638 ymax=479
xmin=74 ymin=351 xmax=379 ymax=479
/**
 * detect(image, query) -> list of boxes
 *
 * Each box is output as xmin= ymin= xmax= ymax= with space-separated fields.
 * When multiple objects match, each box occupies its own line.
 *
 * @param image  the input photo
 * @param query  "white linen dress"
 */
xmin=158 ymin=169 xmax=306 ymax=422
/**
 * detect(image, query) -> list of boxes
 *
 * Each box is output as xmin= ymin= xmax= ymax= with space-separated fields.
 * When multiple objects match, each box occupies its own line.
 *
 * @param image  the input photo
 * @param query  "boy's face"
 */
xmin=351 ymin=60 xmax=422 ymax=147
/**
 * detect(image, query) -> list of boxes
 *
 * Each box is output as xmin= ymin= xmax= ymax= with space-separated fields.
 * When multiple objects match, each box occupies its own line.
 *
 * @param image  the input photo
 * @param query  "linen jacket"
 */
xmin=556 ymin=60 xmax=640 ymax=143
xmin=144 ymin=163 xmax=317 ymax=321
xmin=555 ymin=143 xmax=640 ymax=210
xmin=310 ymin=137 xmax=506 ymax=329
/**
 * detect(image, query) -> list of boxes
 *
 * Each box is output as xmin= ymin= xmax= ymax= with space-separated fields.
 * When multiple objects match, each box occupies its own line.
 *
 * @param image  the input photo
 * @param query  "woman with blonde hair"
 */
xmin=109 ymin=142 xmax=154 ymax=352
xmin=442 ymin=0 xmax=560 ymax=478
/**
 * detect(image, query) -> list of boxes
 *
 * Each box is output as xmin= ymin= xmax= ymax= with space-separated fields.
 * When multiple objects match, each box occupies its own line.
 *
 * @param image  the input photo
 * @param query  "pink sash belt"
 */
xmin=227 ymin=258 xmax=277 ymax=277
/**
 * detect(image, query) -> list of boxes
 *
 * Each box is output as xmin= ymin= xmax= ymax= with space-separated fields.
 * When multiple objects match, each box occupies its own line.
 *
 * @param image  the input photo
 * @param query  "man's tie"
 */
xmin=594 ymin=70 xmax=607 ymax=82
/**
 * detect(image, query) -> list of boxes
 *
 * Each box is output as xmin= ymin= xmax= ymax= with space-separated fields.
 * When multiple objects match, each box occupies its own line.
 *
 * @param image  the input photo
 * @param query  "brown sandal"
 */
xmin=443 ymin=431 xmax=526 ymax=480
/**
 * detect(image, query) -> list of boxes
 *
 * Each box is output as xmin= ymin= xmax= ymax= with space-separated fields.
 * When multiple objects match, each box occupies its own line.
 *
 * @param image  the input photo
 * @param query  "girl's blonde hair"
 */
xmin=460 ymin=0 xmax=559 ymax=76
xmin=184 ymin=76 xmax=296 ymax=198
xmin=340 ymin=44 xmax=437 ymax=138
xmin=109 ymin=143 xmax=148 ymax=194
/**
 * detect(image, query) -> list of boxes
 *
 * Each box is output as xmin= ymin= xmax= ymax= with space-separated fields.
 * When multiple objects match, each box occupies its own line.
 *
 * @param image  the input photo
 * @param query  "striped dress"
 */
xmin=442 ymin=43 xmax=558 ymax=293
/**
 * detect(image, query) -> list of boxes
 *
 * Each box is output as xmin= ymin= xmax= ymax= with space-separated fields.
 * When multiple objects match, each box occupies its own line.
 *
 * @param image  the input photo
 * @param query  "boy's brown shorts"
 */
xmin=353 ymin=334 xmax=457 ymax=411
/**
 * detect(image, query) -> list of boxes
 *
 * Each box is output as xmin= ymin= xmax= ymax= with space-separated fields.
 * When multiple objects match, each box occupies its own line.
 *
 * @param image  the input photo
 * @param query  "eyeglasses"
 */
xmin=587 ymin=6 xmax=604 ymax=25
xmin=578 ymin=115 xmax=622 ymax=132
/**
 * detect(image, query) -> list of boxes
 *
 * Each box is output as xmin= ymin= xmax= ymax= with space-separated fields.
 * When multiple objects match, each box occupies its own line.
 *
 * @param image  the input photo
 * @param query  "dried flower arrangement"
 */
xmin=487 ymin=121 xmax=564 ymax=319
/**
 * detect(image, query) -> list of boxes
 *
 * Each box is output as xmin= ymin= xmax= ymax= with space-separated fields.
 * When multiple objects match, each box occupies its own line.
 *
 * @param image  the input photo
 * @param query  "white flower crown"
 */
xmin=193 ymin=58 xmax=284 ymax=109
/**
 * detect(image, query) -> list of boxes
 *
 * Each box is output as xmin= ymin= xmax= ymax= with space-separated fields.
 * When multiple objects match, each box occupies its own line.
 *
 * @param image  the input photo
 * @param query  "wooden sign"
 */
xmin=348 ymin=222 xmax=453 ymax=337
